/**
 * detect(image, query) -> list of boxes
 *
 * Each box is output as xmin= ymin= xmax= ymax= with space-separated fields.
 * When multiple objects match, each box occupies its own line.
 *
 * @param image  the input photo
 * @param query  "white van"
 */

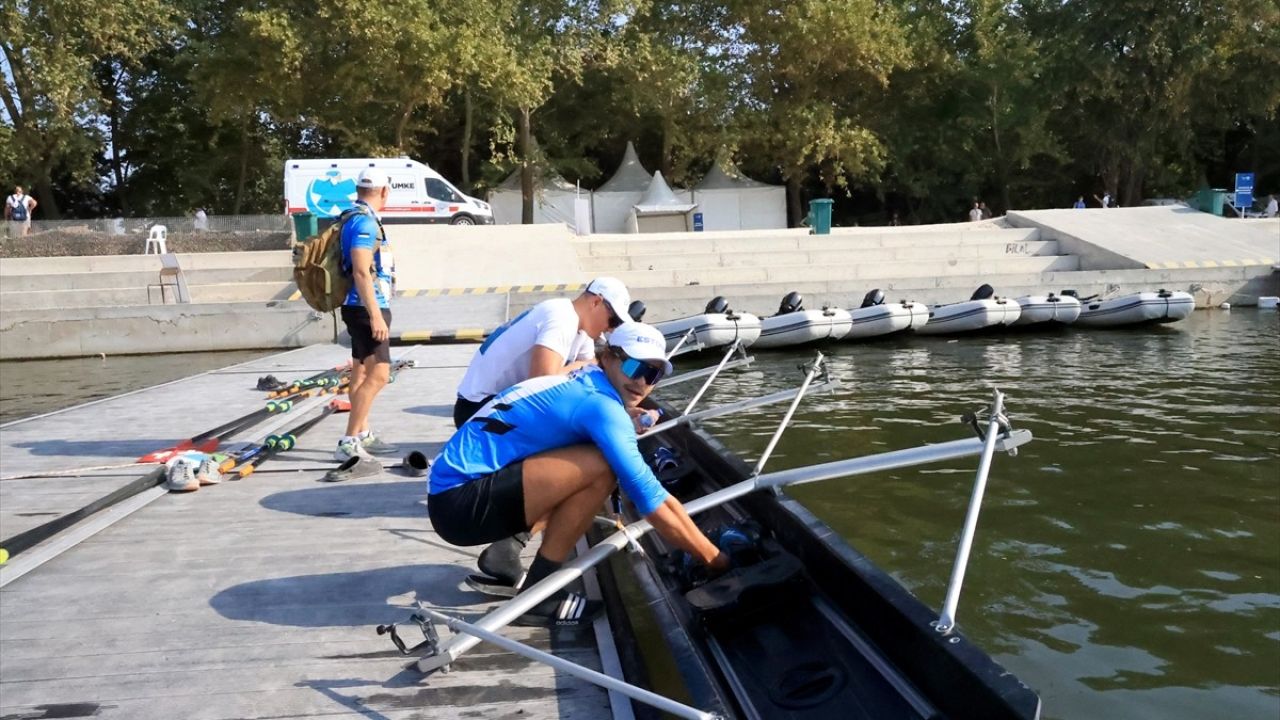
xmin=284 ymin=157 xmax=493 ymax=225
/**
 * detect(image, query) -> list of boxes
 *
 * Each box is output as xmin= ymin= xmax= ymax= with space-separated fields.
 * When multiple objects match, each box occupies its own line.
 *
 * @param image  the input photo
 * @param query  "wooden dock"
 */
xmin=0 ymin=345 xmax=619 ymax=719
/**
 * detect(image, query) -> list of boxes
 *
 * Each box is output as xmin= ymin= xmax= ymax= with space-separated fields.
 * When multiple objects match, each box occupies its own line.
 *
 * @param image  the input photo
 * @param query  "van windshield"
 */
xmin=425 ymin=178 xmax=464 ymax=204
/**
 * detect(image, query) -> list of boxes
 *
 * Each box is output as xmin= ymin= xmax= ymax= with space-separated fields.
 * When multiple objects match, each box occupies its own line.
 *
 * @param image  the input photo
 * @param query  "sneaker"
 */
xmin=321 ymin=455 xmax=384 ymax=483
xmin=196 ymin=457 xmax=222 ymax=486
xmin=334 ymin=437 xmax=373 ymax=462
xmin=477 ymin=533 xmax=529 ymax=587
xmin=512 ymin=591 xmax=603 ymax=627
xmin=359 ymin=431 xmax=400 ymax=456
xmin=399 ymin=450 xmax=430 ymax=478
xmin=165 ymin=457 xmax=199 ymax=493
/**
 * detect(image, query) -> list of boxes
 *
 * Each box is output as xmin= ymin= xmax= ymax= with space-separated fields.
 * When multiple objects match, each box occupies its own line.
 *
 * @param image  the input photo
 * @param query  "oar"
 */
xmin=267 ymin=363 xmax=350 ymax=398
xmin=646 ymin=379 xmax=838 ymax=437
xmin=229 ymin=397 xmax=349 ymax=478
xmin=417 ymin=423 xmax=1032 ymax=673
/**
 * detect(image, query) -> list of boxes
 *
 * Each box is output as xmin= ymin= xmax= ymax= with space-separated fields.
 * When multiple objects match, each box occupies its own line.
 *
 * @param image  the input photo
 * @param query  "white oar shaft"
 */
xmin=936 ymin=390 xmax=1006 ymax=634
xmin=666 ymin=328 xmax=696 ymax=359
xmin=681 ymin=341 xmax=740 ymax=416
xmin=417 ymin=427 xmax=1033 ymax=673
xmin=647 ymin=381 xmax=836 ymax=437
xmin=660 ymin=356 xmax=754 ymax=386
xmin=419 ymin=608 xmax=722 ymax=720
xmin=752 ymin=353 xmax=823 ymax=476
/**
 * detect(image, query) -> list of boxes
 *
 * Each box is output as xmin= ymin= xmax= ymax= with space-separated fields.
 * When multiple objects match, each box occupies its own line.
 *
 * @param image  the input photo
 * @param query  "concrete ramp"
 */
xmin=1008 ymin=206 xmax=1278 ymax=270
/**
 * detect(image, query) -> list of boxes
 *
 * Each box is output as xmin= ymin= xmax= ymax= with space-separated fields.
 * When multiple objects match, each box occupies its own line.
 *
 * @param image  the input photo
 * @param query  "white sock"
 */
xmin=340 ymin=435 xmax=357 ymax=444
xmin=357 ymin=430 xmax=372 ymax=439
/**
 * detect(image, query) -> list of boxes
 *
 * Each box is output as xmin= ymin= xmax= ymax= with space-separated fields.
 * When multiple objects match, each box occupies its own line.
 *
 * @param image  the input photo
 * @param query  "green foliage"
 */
xmin=2 ymin=0 xmax=1275 ymax=221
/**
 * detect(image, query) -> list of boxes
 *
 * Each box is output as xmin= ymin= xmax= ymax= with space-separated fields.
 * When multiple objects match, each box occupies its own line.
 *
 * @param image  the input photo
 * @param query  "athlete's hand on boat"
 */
xmin=629 ymin=407 xmax=661 ymax=434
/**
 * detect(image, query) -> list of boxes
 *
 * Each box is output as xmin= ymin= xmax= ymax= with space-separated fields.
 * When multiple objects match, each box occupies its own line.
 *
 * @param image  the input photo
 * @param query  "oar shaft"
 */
xmin=647 ymin=380 xmax=837 ymax=437
xmin=681 ymin=341 xmax=740 ymax=416
xmin=660 ymin=356 xmax=754 ymax=387
xmin=418 ymin=427 xmax=1033 ymax=673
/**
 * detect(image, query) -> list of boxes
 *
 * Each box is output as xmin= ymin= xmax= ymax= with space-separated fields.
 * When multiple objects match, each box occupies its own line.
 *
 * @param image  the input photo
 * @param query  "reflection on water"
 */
xmin=662 ymin=310 xmax=1280 ymax=720
xmin=0 ymin=350 xmax=271 ymax=423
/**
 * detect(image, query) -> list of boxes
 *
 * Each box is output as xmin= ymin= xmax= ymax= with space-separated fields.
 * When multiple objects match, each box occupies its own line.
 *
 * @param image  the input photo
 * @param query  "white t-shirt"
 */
xmin=457 ymin=298 xmax=595 ymax=401
xmin=7 ymin=194 xmax=30 ymax=216
xmin=968 ymin=207 xmax=983 ymax=222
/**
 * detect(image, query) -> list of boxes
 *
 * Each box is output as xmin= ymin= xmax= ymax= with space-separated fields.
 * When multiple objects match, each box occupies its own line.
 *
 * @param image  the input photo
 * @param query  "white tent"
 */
xmin=488 ymin=164 xmax=582 ymax=228
xmin=592 ymin=141 xmax=653 ymax=234
xmin=626 ymin=171 xmax=698 ymax=233
xmin=693 ymin=154 xmax=787 ymax=231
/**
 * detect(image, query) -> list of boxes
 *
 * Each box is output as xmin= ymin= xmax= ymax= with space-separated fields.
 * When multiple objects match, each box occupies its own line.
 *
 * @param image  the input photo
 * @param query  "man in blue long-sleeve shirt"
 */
xmin=428 ymin=322 xmax=729 ymax=626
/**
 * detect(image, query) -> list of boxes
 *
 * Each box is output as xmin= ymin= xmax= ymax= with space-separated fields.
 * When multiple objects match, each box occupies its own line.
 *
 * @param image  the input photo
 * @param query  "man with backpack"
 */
xmin=333 ymin=167 xmax=399 ymax=463
xmin=5 ymin=185 xmax=36 ymax=238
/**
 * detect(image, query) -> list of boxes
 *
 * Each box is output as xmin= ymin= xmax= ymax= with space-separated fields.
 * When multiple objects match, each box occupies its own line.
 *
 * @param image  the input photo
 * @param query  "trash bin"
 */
xmin=291 ymin=211 xmax=317 ymax=241
xmin=807 ymin=199 xmax=834 ymax=235
xmin=1193 ymin=188 xmax=1228 ymax=216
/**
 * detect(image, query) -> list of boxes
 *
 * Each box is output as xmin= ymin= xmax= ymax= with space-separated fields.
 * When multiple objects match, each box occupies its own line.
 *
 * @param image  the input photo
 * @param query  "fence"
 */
xmin=1 ymin=215 xmax=294 ymax=258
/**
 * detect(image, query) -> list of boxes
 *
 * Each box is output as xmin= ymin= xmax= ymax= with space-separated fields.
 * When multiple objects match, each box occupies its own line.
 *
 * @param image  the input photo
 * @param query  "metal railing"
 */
xmin=1 ymin=215 xmax=292 ymax=257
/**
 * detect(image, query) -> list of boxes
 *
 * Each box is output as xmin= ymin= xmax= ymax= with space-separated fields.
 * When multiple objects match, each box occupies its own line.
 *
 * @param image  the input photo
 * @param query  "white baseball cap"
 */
xmin=357 ymin=167 xmax=390 ymax=189
xmin=586 ymin=276 xmax=633 ymax=322
xmin=607 ymin=322 xmax=673 ymax=378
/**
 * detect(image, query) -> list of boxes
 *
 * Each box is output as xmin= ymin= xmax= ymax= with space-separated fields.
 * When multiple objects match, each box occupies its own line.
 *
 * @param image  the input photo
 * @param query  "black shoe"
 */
xmin=512 ymin=591 xmax=603 ymax=627
xmin=477 ymin=533 xmax=529 ymax=587
xmin=256 ymin=375 xmax=286 ymax=391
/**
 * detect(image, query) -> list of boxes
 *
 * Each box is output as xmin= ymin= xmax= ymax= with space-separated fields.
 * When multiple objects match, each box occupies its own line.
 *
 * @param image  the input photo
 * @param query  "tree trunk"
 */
xmin=35 ymin=171 xmax=60 ymax=220
xmin=460 ymin=89 xmax=473 ymax=193
xmin=519 ymin=106 xmax=533 ymax=224
xmin=786 ymin=176 xmax=802 ymax=228
xmin=395 ymin=100 xmax=415 ymax=150
xmin=661 ymin=117 xmax=674 ymax=178
xmin=233 ymin=123 xmax=249 ymax=215
xmin=990 ymin=84 xmax=1011 ymax=212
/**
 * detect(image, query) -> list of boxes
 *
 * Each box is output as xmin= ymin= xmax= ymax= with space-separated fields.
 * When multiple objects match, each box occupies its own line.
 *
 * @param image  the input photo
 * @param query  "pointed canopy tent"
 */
xmin=592 ymin=141 xmax=654 ymax=234
xmin=627 ymin=171 xmax=698 ymax=233
xmin=488 ymin=163 xmax=584 ymax=228
xmin=693 ymin=154 xmax=787 ymax=231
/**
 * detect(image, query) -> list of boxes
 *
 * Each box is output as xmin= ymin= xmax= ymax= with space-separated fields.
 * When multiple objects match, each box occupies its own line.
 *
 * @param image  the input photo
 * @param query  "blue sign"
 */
xmin=1235 ymin=173 xmax=1255 ymax=210
xmin=692 ymin=212 xmax=704 ymax=232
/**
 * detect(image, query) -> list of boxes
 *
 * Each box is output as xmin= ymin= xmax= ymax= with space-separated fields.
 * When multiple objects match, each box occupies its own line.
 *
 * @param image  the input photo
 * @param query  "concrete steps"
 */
xmin=0 ymin=266 xmax=293 ymax=293
xmin=1 ymin=281 xmax=295 ymax=310
xmin=577 ymin=227 xmax=1041 ymax=257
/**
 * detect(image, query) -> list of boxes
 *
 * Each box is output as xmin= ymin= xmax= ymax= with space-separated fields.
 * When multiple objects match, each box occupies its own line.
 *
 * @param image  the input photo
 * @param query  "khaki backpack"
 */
xmin=291 ymin=207 xmax=377 ymax=312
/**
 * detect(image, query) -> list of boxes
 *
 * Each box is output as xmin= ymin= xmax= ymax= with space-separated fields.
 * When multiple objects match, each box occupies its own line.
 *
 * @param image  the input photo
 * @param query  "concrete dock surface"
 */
xmin=0 ymin=344 xmax=619 ymax=719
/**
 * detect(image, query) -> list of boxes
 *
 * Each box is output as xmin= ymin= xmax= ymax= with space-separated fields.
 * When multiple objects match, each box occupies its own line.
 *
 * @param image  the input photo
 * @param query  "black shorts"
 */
xmin=453 ymin=394 xmax=495 ymax=429
xmin=428 ymin=461 xmax=528 ymax=546
xmin=341 ymin=305 xmax=392 ymax=362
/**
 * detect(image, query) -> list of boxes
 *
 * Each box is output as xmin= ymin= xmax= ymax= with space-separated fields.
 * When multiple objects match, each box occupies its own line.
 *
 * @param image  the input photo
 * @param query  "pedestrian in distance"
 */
xmin=194 ymin=207 xmax=209 ymax=231
xmin=334 ymin=167 xmax=399 ymax=463
xmin=1073 ymin=196 xmax=1086 ymax=209
xmin=979 ymin=201 xmax=992 ymax=220
xmin=5 ymin=185 xmax=37 ymax=238
xmin=968 ymin=201 xmax=983 ymax=222
xmin=427 ymin=322 xmax=732 ymax=626
xmin=1264 ymin=194 xmax=1278 ymax=218
xmin=453 ymin=276 xmax=634 ymax=589
xmin=1093 ymin=191 xmax=1113 ymax=208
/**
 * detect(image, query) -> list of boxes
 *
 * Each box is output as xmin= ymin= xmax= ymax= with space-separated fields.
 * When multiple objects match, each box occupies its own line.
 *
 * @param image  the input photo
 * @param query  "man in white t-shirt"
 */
xmin=5 ymin=186 xmax=37 ymax=238
xmin=453 ymin=276 xmax=633 ymax=428
xmin=452 ymin=276 xmax=633 ymax=590
xmin=968 ymin=202 xmax=982 ymax=222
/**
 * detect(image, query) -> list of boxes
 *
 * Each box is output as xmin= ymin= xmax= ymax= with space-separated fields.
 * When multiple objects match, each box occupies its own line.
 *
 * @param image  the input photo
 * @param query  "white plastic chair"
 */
xmin=144 ymin=225 xmax=168 ymax=254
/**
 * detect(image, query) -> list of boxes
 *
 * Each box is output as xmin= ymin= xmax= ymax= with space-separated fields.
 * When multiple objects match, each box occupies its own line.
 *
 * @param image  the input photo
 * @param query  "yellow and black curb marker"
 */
xmin=392 ymin=328 xmax=491 ymax=345
xmin=289 ymin=283 xmax=584 ymax=302
xmin=1145 ymin=257 xmax=1276 ymax=270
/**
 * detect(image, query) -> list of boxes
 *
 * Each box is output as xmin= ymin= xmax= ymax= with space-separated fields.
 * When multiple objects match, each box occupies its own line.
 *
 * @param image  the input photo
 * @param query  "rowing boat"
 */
xmin=600 ymin=416 xmax=1043 ymax=720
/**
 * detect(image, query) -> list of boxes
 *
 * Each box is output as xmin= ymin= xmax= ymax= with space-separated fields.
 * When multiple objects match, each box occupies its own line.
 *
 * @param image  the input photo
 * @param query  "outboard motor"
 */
xmin=777 ymin=291 xmax=804 ymax=315
xmin=970 ymin=284 xmax=995 ymax=301
xmin=860 ymin=289 xmax=886 ymax=308
xmin=705 ymin=296 xmax=730 ymax=315
xmin=627 ymin=300 xmax=646 ymax=323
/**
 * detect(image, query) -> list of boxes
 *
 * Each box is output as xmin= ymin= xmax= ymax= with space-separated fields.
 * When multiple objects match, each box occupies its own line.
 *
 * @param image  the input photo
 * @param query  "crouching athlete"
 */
xmin=427 ymin=322 xmax=730 ymax=626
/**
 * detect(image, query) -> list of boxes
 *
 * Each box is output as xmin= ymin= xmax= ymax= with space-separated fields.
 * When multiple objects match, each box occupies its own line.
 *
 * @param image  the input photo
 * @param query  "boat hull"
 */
xmin=605 ymin=422 xmax=1043 ymax=720
xmin=1014 ymin=295 xmax=1082 ymax=325
xmin=916 ymin=298 xmax=1021 ymax=335
xmin=655 ymin=312 xmax=762 ymax=353
xmin=1074 ymin=291 xmax=1194 ymax=327
xmin=754 ymin=308 xmax=853 ymax=349
xmin=843 ymin=301 xmax=929 ymax=339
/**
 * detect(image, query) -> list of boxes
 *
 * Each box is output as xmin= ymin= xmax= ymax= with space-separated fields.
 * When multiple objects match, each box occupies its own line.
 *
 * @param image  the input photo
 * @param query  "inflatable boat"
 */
xmin=1069 ymin=289 xmax=1194 ymax=327
xmin=754 ymin=292 xmax=854 ymax=349
xmin=843 ymin=289 xmax=930 ymax=340
xmin=1013 ymin=292 xmax=1082 ymax=326
xmin=653 ymin=297 xmax=762 ymax=354
xmin=916 ymin=285 xmax=1022 ymax=335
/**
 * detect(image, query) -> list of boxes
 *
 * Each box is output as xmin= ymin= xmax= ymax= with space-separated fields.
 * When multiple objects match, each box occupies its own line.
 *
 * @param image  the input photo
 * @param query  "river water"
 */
xmin=1 ymin=312 xmax=1276 ymax=718
xmin=661 ymin=309 xmax=1280 ymax=720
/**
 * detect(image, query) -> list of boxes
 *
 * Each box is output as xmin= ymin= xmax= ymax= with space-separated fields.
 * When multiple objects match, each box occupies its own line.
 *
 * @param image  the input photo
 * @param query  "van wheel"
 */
xmin=451 ymin=214 xmax=476 ymax=226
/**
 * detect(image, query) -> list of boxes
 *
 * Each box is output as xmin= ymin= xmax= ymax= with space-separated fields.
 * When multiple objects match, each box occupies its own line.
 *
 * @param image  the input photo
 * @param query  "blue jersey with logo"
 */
xmin=340 ymin=201 xmax=391 ymax=309
xmin=430 ymin=366 xmax=670 ymax=516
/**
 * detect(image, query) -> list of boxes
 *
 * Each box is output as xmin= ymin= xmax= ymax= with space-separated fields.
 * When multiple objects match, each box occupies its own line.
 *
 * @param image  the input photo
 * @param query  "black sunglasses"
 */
xmin=605 ymin=301 xmax=624 ymax=329
xmin=618 ymin=355 xmax=664 ymax=385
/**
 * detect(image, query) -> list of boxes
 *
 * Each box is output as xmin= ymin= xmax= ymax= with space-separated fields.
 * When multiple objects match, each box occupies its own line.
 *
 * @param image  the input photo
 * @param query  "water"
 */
xmin=660 ymin=309 xmax=1280 ymax=719
xmin=0 ymin=350 xmax=271 ymax=424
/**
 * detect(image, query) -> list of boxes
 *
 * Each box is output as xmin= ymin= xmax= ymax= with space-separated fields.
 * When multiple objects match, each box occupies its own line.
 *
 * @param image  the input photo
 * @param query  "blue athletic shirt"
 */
xmin=429 ymin=366 xmax=671 ymax=516
xmin=340 ymin=201 xmax=391 ymax=309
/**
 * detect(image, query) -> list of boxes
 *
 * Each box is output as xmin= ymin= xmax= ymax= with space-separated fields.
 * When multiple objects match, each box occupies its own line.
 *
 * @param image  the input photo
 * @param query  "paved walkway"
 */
xmin=0 ymin=344 xmax=615 ymax=719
